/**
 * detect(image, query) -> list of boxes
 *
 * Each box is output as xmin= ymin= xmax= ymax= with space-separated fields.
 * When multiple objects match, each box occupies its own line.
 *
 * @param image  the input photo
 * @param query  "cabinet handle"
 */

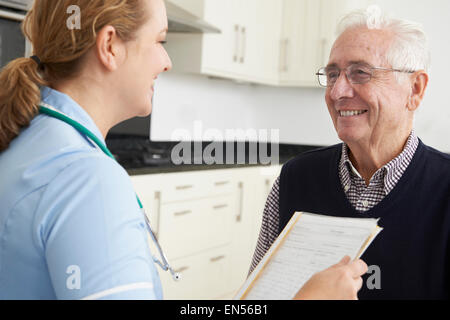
xmin=236 ymin=181 xmax=244 ymax=222
xmin=213 ymin=204 xmax=228 ymax=210
xmin=174 ymin=266 xmax=189 ymax=273
xmin=174 ymin=210 xmax=192 ymax=217
xmin=283 ymin=39 xmax=289 ymax=72
xmin=176 ymin=185 xmax=193 ymax=190
xmin=233 ymin=24 xmax=240 ymax=62
xmin=210 ymin=255 xmax=225 ymax=263
xmin=240 ymin=26 xmax=246 ymax=64
xmin=279 ymin=39 xmax=285 ymax=72
xmin=214 ymin=181 xmax=229 ymax=186
xmin=265 ymin=179 xmax=271 ymax=197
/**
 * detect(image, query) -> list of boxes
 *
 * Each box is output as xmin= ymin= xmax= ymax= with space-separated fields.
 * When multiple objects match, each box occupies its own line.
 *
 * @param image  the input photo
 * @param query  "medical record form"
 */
xmin=235 ymin=212 xmax=382 ymax=300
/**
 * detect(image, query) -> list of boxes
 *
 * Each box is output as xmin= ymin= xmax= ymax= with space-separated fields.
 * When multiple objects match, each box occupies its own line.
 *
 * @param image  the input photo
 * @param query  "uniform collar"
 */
xmin=40 ymin=86 xmax=106 ymax=145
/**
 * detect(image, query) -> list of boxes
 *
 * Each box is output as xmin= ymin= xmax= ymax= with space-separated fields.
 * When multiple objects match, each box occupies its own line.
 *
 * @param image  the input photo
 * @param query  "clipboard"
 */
xmin=234 ymin=212 xmax=382 ymax=300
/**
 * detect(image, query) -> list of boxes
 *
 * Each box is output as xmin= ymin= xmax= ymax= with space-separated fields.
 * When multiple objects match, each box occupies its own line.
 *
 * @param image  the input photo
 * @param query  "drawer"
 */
xmin=160 ymin=170 xmax=235 ymax=203
xmin=159 ymin=245 xmax=232 ymax=300
xmin=158 ymin=195 xmax=235 ymax=260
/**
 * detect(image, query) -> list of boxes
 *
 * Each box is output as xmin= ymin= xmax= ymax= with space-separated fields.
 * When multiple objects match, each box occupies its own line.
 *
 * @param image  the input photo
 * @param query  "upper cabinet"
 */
xmin=279 ymin=0 xmax=322 ymax=86
xmin=165 ymin=0 xmax=371 ymax=87
xmin=198 ymin=0 xmax=283 ymax=84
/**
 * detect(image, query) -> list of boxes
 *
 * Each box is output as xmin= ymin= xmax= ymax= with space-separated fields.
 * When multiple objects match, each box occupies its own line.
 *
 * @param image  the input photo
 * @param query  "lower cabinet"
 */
xmin=130 ymin=165 xmax=281 ymax=299
xmin=159 ymin=245 xmax=232 ymax=300
xmin=158 ymin=195 xmax=235 ymax=260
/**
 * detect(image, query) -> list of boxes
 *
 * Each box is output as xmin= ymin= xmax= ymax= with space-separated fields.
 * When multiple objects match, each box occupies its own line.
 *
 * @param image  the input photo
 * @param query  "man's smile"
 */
xmin=339 ymin=110 xmax=368 ymax=117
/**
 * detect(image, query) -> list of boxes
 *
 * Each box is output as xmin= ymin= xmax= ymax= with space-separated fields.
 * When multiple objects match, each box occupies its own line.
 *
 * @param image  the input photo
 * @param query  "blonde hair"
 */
xmin=0 ymin=0 xmax=148 ymax=152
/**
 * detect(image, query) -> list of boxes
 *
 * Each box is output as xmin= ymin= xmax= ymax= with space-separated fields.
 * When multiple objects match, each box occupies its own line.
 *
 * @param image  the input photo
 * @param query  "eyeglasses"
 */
xmin=316 ymin=63 xmax=415 ymax=88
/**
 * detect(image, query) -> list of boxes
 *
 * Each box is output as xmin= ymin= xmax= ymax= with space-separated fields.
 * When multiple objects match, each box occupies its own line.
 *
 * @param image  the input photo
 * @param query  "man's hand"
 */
xmin=293 ymin=256 xmax=368 ymax=300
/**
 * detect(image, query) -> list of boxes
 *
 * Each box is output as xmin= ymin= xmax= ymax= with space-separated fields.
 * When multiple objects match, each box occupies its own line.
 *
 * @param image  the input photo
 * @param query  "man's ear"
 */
xmin=95 ymin=25 xmax=125 ymax=71
xmin=407 ymin=70 xmax=429 ymax=111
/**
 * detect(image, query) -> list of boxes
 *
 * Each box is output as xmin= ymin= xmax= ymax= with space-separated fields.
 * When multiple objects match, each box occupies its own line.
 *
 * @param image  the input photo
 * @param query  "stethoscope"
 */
xmin=39 ymin=103 xmax=181 ymax=282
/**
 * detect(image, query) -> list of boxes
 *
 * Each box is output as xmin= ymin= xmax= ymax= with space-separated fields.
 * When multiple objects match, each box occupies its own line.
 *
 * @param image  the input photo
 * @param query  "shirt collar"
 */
xmin=40 ymin=86 xmax=106 ymax=145
xmin=340 ymin=130 xmax=419 ymax=195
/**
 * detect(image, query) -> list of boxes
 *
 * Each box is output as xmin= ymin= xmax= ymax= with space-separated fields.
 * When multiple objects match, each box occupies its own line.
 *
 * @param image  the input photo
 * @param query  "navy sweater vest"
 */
xmin=279 ymin=140 xmax=450 ymax=299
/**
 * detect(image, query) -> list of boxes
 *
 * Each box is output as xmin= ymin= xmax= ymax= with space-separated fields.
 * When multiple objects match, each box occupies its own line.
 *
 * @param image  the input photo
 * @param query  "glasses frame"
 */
xmin=316 ymin=64 xmax=416 ymax=88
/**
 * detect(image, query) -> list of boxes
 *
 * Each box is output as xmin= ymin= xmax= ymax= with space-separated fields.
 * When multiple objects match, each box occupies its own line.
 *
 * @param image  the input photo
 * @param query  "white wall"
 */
xmin=152 ymin=0 xmax=450 ymax=152
xmin=151 ymin=73 xmax=336 ymax=145
xmin=371 ymin=0 xmax=450 ymax=152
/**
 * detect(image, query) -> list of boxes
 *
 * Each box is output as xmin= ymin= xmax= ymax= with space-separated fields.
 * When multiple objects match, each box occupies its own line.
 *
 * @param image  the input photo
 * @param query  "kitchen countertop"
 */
xmin=127 ymin=163 xmax=271 ymax=175
xmin=123 ymin=143 xmax=323 ymax=176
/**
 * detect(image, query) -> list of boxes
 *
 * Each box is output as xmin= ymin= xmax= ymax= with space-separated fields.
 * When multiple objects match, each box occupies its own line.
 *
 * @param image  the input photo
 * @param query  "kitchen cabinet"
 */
xmin=278 ymin=0 xmax=353 ymax=86
xmin=318 ymin=0 xmax=373 ymax=71
xmin=161 ymin=245 xmax=232 ymax=300
xmin=201 ymin=0 xmax=283 ymax=84
xmin=165 ymin=0 xmax=371 ymax=87
xmin=228 ymin=166 xmax=281 ymax=293
xmin=158 ymin=195 xmax=235 ymax=259
xmin=278 ymin=0 xmax=322 ymax=86
xmin=272 ymin=0 xmax=373 ymax=86
xmin=130 ymin=165 xmax=281 ymax=299
xmin=165 ymin=0 xmax=282 ymax=85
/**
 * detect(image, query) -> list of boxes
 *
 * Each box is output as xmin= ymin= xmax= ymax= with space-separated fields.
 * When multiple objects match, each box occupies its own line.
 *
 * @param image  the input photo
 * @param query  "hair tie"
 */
xmin=30 ymin=55 xmax=42 ymax=68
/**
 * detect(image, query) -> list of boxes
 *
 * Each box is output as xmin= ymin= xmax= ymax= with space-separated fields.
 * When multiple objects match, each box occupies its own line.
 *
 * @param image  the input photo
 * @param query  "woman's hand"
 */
xmin=293 ymin=256 xmax=368 ymax=300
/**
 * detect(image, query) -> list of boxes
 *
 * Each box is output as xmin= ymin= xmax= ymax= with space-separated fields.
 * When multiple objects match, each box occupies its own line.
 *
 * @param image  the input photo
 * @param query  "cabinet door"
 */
xmin=202 ymin=0 xmax=242 ymax=77
xmin=320 ymin=0 xmax=374 ymax=68
xmin=228 ymin=168 xmax=259 ymax=293
xmin=227 ymin=166 xmax=282 ymax=295
xmin=279 ymin=0 xmax=322 ymax=86
xmin=158 ymin=195 xmax=235 ymax=260
xmin=159 ymin=245 xmax=232 ymax=300
xmin=202 ymin=0 xmax=283 ymax=84
xmin=237 ymin=0 xmax=283 ymax=84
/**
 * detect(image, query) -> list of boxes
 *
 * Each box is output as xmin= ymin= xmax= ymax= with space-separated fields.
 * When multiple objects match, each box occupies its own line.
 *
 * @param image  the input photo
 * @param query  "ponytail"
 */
xmin=0 ymin=57 xmax=47 ymax=152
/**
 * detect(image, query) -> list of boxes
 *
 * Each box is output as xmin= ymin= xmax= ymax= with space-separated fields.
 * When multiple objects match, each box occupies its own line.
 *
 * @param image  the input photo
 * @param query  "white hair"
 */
xmin=336 ymin=6 xmax=431 ymax=74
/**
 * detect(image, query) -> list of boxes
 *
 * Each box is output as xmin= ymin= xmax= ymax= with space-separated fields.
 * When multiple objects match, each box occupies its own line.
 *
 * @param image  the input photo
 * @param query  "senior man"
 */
xmin=251 ymin=9 xmax=450 ymax=299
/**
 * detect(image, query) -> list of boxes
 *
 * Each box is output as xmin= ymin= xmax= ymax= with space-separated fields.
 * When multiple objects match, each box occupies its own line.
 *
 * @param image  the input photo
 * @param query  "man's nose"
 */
xmin=329 ymin=72 xmax=355 ymax=101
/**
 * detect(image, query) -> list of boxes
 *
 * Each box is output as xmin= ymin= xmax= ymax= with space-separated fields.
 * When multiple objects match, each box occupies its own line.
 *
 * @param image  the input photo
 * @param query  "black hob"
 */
xmin=106 ymin=135 xmax=321 ymax=170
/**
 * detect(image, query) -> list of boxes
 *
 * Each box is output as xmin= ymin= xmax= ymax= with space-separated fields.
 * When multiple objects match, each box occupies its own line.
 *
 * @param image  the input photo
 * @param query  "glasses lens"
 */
xmin=325 ymin=67 xmax=340 ymax=87
xmin=317 ymin=68 xmax=328 ymax=87
xmin=348 ymin=64 xmax=372 ymax=84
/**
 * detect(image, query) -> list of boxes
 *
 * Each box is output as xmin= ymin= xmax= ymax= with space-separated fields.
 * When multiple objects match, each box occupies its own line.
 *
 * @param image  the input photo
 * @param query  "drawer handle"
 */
xmin=213 ymin=204 xmax=228 ymax=210
xmin=176 ymin=185 xmax=193 ymax=190
xmin=236 ymin=182 xmax=244 ymax=222
xmin=214 ymin=181 xmax=229 ymax=186
xmin=233 ymin=24 xmax=239 ymax=62
xmin=174 ymin=210 xmax=192 ymax=217
xmin=240 ymin=26 xmax=246 ymax=64
xmin=210 ymin=255 xmax=225 ymax=263
xmin=174 ymin=266 xmax=189 ymax=273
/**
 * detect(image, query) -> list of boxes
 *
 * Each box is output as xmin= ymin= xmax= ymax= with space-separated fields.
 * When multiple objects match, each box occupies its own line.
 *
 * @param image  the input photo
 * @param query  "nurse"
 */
xmin=0 ymin=0 xmax=367 ymax=300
